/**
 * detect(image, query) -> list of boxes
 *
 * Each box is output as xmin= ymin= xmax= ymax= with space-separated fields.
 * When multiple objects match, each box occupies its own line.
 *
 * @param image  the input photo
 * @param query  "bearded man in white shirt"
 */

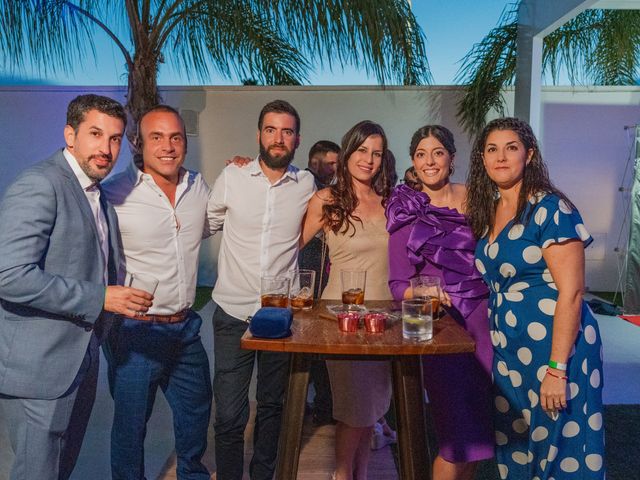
xmin=208 ymin=100 xmax=315 ymax=480
xmin=102 ymin=105 xmax=215 ymax=480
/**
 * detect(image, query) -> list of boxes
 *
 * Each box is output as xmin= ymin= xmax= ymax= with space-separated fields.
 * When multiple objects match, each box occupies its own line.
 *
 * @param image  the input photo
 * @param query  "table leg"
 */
xmin=274 ymin=352 xmax=311 ymax=480
xmin=391 ymin=355 xmax=430 ymax=480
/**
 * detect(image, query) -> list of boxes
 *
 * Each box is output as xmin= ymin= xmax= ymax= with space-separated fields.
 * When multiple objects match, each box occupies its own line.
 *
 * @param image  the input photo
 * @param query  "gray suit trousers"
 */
xmin=0 ymin=336 xmax=99 ymax=480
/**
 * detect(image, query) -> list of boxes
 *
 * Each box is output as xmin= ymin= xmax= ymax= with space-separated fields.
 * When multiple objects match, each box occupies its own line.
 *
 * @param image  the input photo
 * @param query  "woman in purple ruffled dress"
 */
xmin=386 ymin=125 xmax=494 ymax=480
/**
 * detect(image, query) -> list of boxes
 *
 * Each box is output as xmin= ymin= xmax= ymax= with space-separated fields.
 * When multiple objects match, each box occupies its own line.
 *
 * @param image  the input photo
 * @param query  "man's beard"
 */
xmin=79 ymin=154 xmax=113 ymax=182
xmin=259 ymin=143 xmax=295 ymax=169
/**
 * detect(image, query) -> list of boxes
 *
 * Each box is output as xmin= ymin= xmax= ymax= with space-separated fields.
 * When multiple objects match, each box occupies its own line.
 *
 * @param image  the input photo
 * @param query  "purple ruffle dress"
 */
xmin=386 ymin=184 xmax=495 ymax=463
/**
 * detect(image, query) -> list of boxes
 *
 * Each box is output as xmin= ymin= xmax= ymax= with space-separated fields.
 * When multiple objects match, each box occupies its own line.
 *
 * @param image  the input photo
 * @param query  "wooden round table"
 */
xmin=241 ymin=300 xmax=476 ymax=480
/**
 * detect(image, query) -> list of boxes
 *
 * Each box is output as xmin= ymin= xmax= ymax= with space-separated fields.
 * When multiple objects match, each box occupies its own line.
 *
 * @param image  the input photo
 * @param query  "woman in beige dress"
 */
xmin=301 ymin=120 xmax=396 ymax=480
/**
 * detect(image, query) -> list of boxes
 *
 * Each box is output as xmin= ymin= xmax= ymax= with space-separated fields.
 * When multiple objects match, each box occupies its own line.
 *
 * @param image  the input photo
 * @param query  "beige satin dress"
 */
xmin=322 ymin=217 xmax=393 ymax=427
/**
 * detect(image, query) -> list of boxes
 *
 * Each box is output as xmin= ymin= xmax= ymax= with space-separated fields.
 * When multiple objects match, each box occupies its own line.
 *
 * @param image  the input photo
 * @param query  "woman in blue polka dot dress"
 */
xmin=466 ymin=118 xmax=605 ymax=479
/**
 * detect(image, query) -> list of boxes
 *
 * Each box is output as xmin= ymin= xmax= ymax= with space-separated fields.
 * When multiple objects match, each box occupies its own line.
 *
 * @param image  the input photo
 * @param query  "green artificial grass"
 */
xmin=193 ymin=286 xmax=213 ymax=311
xmin=604 ymin=405 xmax=640 ymax=479
xmin=590 ymin=291 xmax=623 ymax=307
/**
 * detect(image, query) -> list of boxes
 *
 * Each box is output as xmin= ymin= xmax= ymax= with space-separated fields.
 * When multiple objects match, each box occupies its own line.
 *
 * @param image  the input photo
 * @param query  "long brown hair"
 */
xmin=466 ymin=117 xmax=573 ymax=238
xmin=323 ymin=121 xmax=395 ymax=234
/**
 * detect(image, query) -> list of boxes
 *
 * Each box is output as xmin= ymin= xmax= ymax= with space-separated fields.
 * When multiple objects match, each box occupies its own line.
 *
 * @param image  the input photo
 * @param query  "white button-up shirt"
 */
xmin=63 ymin=148 xmax=108 ymax=285
xmin=209 ymin=159 xmax=315 ymax=321
xmin=103 ymin=160 xmax=215 ymax=315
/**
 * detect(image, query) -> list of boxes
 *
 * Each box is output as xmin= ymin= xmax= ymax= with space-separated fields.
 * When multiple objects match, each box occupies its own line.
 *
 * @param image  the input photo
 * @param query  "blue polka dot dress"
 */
xmin=475 ymin=193 xmax=605 ymax=479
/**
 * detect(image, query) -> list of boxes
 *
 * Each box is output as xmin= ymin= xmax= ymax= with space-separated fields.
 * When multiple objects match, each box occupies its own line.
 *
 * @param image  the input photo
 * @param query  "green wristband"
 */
xmin=548 ymin=360 xmax=567 ymax=371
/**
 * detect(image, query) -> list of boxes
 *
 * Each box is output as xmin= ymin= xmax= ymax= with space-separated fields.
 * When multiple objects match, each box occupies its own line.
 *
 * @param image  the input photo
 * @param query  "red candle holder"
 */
xmin=364 ymin=313 xmax=386 ymax=333
xmin=337 ymin=312 xmax=361 ymax=332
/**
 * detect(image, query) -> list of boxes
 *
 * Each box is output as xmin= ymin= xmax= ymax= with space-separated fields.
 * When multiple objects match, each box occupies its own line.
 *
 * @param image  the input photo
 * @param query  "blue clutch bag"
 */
xmin=249 ymin=307 xmax=293 ymax=339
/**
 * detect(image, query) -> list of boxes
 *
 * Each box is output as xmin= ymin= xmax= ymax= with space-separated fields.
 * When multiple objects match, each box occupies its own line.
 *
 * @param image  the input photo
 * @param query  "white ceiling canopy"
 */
xmin=590 ymin=1 xmax=640 ymax=8
xmin=515 ymin=0 xmax=640 ymax=133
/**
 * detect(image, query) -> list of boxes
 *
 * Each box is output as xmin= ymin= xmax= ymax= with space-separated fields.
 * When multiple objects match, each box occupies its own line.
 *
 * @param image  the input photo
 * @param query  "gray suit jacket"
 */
xmin=0 ymin=150 xmax=119 ymax=399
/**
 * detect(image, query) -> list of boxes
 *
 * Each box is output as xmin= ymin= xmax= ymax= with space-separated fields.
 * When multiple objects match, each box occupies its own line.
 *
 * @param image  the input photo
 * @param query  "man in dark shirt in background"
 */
xmin=299 ymin=140 xmax=340 ymax=426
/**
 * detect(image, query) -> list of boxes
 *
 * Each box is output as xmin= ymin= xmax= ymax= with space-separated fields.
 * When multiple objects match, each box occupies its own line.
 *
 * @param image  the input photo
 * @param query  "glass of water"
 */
xmin=402 ymin=299 xmax=433 ymax=342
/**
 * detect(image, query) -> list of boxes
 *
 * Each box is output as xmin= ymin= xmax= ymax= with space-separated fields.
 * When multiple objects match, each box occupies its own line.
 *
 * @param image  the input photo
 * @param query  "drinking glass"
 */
xmin=340 ymin=270 xmax=366 ymax=305
xmin=410 ymin=275 xmax=442 ymax=319
xmin=402 ymin=299 xmax=433 ymax=342
xmin=260 ymin=275 xmax=290 ymax=308
xmin=289 ymin=269 xmax=316 ymax=311
xmin=126 ymin=272 xmax=159 ymax=295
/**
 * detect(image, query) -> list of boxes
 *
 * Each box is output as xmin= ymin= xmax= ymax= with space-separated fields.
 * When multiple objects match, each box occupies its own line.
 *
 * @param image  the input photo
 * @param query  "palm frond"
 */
xmin=164 ymin=0 xmax=309 ymax=85
xmin=247 ymin=0 xmax=431 ymax=85
xmin=1 ymin=0 xmax=431 ymax=121
xmin=455 ymin=3 xmax=518 ymax=136
xmin=542 ymin=10 xmax=600 ymax=85
xmin=456 ymin=4 xmax=640 ymax=137
xmin=0 ymin=0 xmax=124 ymax=74
xmin=589 ymin=10 xmax=640 ymax=85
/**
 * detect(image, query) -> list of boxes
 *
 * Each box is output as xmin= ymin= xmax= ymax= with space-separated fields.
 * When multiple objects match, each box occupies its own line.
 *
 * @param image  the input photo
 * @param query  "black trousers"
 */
xmin=212 ymin=306 xmax=289 ymax=480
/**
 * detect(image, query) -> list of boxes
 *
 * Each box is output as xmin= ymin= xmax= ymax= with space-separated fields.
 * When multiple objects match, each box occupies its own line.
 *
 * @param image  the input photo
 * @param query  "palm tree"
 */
xmin=0 ymin=0 xmax=430 ymax=135
xmin=456 ymin=2 xmax=640 ymax=136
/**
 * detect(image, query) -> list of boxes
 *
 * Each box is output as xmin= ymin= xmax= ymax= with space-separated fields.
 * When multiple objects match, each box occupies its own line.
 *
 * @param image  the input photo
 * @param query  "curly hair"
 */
xmin=465 ymin=117 xmax=573 ymax=238
xmin=403 ymin=125 xmax=456 ymax=191
xmin=323 ymin=121 xmax=395 ymax=235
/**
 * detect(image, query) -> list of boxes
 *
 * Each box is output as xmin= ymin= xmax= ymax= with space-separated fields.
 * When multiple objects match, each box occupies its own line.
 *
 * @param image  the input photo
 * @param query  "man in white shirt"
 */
xmin=0 ymin=94 xmax=152 ymax=480
xmin=102 ymin=105 xmax=215 ymax=480
xmin=208 ymin=100 xmax=315 ymax=480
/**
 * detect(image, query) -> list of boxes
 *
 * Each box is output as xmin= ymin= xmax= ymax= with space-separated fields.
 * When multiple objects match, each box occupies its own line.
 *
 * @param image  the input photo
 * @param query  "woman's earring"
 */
xmin=449 ymin=164 xmax=455 ymax=176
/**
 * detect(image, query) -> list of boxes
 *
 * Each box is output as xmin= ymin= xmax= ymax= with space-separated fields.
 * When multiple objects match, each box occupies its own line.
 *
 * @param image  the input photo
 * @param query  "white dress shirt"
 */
xmin=209 ymin=159 xmax=316 ymax=321
xmin=63 ymin=148 xmax=108 ymax=285
xmin=103 ymin=160 xmax=215 ymax=315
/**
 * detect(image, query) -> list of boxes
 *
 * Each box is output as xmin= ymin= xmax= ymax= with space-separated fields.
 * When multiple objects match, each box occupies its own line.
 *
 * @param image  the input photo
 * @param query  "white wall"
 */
xmin=0 ymin=85 xmax=638 ymax=290
xmin=496 ymin=87 xmax=640 ymax=291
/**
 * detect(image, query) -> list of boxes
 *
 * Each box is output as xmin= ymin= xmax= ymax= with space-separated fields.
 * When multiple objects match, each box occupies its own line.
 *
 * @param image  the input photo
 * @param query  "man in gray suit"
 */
xmin=0 ymin=94 xmax=153 ymax=480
